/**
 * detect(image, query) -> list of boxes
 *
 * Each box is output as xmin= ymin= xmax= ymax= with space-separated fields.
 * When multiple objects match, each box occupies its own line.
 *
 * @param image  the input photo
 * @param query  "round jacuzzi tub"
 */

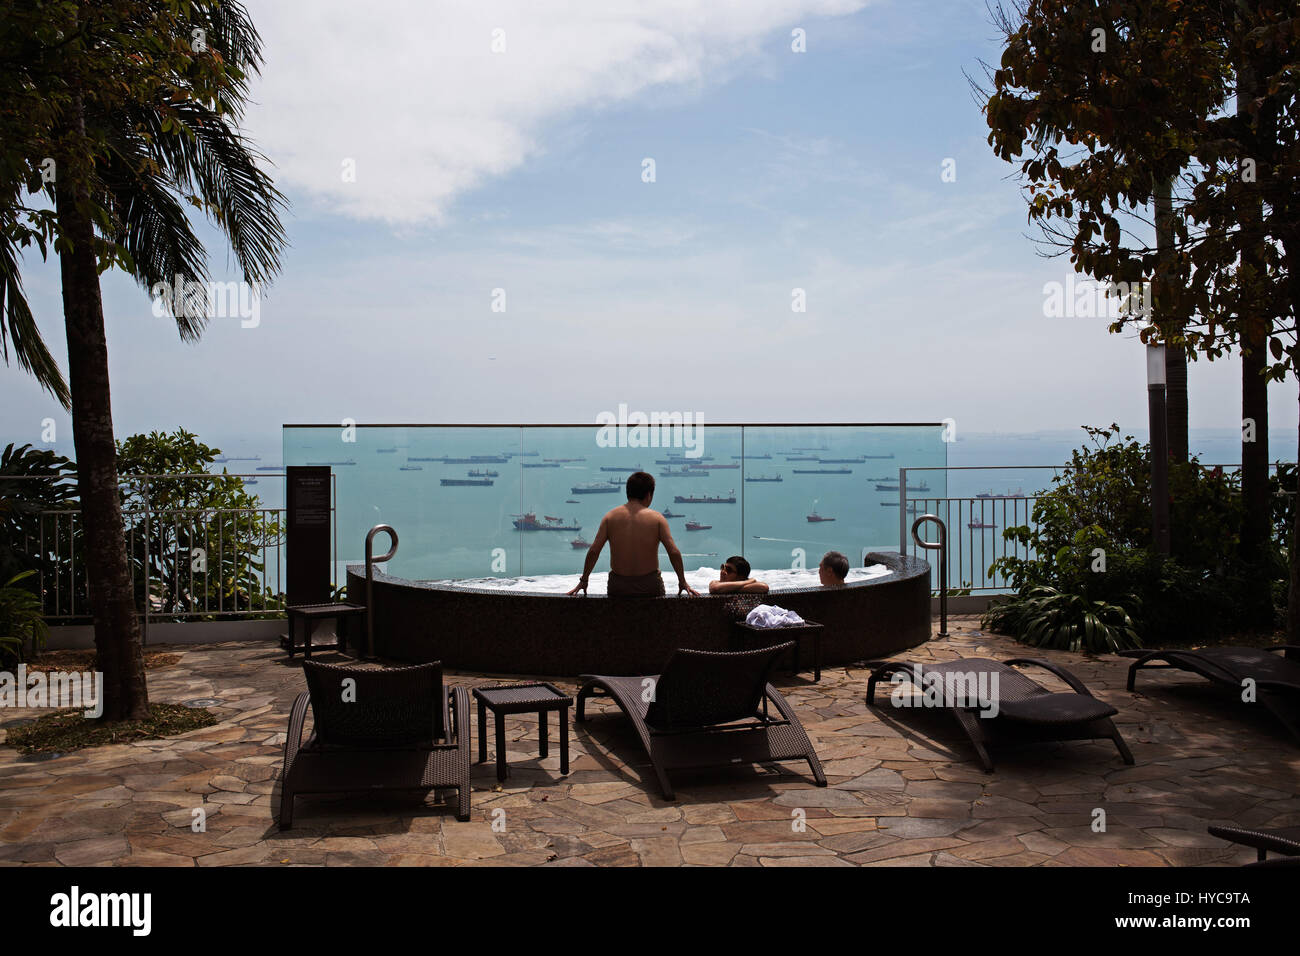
xmin=346 ymin=551 xmax=932 ymax=677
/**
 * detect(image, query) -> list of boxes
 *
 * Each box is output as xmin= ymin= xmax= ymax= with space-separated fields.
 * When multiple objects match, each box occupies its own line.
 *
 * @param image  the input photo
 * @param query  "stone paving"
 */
xmin=1 ymin=616 xmax=1297 ymax=866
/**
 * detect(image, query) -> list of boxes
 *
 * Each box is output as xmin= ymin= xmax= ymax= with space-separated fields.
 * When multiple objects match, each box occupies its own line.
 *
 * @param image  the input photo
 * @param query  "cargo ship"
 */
xmin=976 ymin=489 xmax=1026 ymax=498
xmin=806 ymin=511 xmax=834 ymax=522
xmin=407 ymin=456 xmax=441 ymax=462
xmin=863 ymin=453 xmax=896 ymax=459
xmin=785 ymin=456 xmax=819 ymax=461
xmin=545 ymin=457 xmax=586 ymax=463
xmin=214 ymin=455 xmax=261 ymax=463
xmin=662 ymin=467 xmax=708 ymax=477
xmin=874 ymin=481 xmax=930 ymax=492
xmin=306 ymin=459 xmax=356 ymax=466
xmin=512 ymin=512 xmax=580 ymax=531
xmin=377 ymin=448 xmax=398 ymax=454
xmin=968 ymin=520 xmax=997 ymax=529
xmin=572 ymin=483 xmax=620 ymax=494
xmin=818 ymin=457 xmax=865 ymax=464
xmin=732 ymin=454 xmax=772 ymax=460
xmin=673 ymin=491 xmax=736 ymax=504
xmin=441 ymin=477 xmax=493 ymax=486
xmin=439 ymin=455 xmax=509 ymax=464
xmin=685 ymin=520 xmax=711 ymax=531
xmin=599 ymin=465 xmax=642 ymax=472
xmin=655 ymin=456 xmax=714 ymax=464
xmin=400 ymin=465 xmax=423 ymax=471
xmin=744 ymin=474 xmax=782 ymax=482
xmin=793 ymin=468 xmax=852 ymax=475
xmin=256 ymin=465 xmax=282 ymax=471
xmin=662 ymin=509 xmax=685 ymax=518
xmin=468 ymin=468 xmax=499 ymax=478
xmin=691 ymin=463 xmax=739 ymax=470
xmin=571 ymin=537 xmax=590 ymax=549
xmin=522 ymin=462 xmax=560 ymax=468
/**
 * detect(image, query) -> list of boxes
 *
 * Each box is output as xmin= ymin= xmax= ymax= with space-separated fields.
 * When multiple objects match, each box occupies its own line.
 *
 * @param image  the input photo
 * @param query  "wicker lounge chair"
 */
xmin=575 ymin=643 xmax=827 ymax=800
xmin=1120 ymin=645 xmax=1300 ymax=743
xmin=865 ymin=657 xmax=1134 ymax=772
xmin=1207 ymin=824 xmax=1300 ymax=863
xmin=279 ymin=660 xmax=470 ymax=828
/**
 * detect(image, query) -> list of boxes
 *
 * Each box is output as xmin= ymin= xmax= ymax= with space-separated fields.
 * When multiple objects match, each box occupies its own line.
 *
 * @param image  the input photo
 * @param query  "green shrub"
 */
xmin=985 ymin=425 xmax=1278 ymax=648
xmin=983 ymin=586 xmax=1140 ymax=653
xmin=0 ymin=570 xmax=50 ymax=667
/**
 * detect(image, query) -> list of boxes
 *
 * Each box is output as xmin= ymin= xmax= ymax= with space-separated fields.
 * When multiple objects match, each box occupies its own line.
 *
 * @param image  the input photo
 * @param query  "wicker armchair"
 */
xmin=278 ymin=660 xmax=470 ymax=828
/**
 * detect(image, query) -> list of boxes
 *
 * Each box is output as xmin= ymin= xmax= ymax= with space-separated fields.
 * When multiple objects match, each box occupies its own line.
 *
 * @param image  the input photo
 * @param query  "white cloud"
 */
xmin=244 ymin=0 xmax=871 ymax=224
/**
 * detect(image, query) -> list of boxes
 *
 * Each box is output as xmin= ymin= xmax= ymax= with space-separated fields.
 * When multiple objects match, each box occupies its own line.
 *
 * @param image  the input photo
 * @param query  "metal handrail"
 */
xmin=911 ymin=514 xmax=948 ymax=637
xmin=363 ymin=524 xmax=398 ymax=660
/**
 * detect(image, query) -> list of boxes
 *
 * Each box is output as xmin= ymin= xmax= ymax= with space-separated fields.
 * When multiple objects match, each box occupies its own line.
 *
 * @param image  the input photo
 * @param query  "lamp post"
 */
xmin=1147 ymin=344 xmax=1171 ymax=555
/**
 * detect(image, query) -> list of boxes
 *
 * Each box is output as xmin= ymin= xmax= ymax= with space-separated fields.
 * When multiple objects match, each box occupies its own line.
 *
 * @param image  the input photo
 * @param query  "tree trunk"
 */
xmin=1237 ymin=9 xmax=1274 ymax=628
xmin=1288 ymin=242 xmax=1300 ymax=642
xmin=56 ymin=93 xmax=149 ymax=721
xmin=1154 ymin=177 xmax=1189 ymax=465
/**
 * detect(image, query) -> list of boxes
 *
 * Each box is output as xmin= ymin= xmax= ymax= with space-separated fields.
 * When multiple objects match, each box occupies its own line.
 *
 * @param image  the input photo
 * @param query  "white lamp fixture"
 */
xmin=1146 ymin=343 xmax=1167 ymax=387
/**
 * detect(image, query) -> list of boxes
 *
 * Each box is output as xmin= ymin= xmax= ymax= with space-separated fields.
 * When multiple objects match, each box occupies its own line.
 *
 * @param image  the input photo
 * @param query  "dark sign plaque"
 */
xmin=287 ymin=466 xmax=331 ymax=606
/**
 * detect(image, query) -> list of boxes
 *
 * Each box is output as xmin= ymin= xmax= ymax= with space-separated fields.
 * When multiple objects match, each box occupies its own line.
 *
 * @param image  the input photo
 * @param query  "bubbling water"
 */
xmin=424 ymin=563 xmax=892 ymax=595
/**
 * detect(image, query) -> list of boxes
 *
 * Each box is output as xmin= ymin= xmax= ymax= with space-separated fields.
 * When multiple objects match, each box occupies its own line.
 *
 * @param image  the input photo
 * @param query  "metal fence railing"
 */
xmin=1 ymin=472 xmax=335 ymax=631
xmin=897 ymin=463 xmax=1294 ymax=594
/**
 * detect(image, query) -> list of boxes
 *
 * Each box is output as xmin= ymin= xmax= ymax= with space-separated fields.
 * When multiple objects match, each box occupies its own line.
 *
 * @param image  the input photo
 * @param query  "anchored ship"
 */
xmin=400 ymin=465 xmax=423 ymax=471
xmin=874 ymin=481 xmax=931 ymax=492
xmin=673 ymin=490 xmax=736 ymax=504
xmin=599 ymin=465 xmax=642 ymax=472
xmin=545 ymin=457 xmax=586 ymax=463
xmin=662 ymin=509 xmax=685 ymax=518
xmin=793 ymin=468 xmax=852 ymax=475
xmin=818 ymin=457 xmax=866 ymax=464
xmin=468 ymin=468 xmax=499 ymax=478
xmin=512 ymin=512 xmax=580 ymax=531
xmin=523 ymin=462 xmax=560 ymax=468
xmin=439 ymin=455 xmax=510 ymax=464
xmin=377 ymin=448 xmax=398 ymax=454
xmin=806 ymin=511 xmax=835 ymax=522
xmin=572 ymin=483 xmax=620 ymax=494
xmin=968 ymin=520 xmax=997 ymax=529
xmin=306 ymin=459 xmax=356 ymax=466
xmin=441 ymin=477 xmax=493 ymax=486
xmin=662 ymin=467 xmax=709 ymax=477
xmin=784 ymin=456 xmax=819 ymax=461
xmin=744 ymin=474 xmax=782 ymax=482
xmin=685 ymin=520 xmax=712 ymax=531
xmin=571 ymin=537 xmax=590 ymax=549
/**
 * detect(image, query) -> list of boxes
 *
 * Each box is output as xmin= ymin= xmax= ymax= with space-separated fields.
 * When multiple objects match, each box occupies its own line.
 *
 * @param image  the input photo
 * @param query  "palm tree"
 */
xmin=1 ymin=0 xmax=287 ymax=719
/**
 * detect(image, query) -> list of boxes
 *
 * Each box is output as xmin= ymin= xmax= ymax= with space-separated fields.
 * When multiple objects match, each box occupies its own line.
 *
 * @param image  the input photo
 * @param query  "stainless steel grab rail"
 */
xmin=911 ymin=514 xmax=948 ymax=637
xmin=364 ymin=524 xmax=398 ymax=659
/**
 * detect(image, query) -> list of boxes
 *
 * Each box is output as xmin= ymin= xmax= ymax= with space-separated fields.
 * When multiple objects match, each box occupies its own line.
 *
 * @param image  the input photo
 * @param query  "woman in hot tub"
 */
xmin=708 ymin=555 xmax=770 ymax=594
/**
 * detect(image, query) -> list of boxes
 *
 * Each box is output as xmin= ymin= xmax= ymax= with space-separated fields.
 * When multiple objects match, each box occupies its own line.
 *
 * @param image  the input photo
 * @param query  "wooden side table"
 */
xmin=282 ymin=603 xmax=366 ymax=659
xmin=731 ymin=620 xmax=824 ymax=682
xmin=473 ymin=682 xmax=573 ymax=782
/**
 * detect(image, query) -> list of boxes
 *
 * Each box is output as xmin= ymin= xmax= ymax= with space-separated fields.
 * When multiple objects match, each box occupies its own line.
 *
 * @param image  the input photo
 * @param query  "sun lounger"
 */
xmin=575 ymin=643 xmax=826 ymax=799
xmin=1120 ymin=645 xmax=1300 ymax=743
xmin=865 ymin=656 xmax=1134 ymax=771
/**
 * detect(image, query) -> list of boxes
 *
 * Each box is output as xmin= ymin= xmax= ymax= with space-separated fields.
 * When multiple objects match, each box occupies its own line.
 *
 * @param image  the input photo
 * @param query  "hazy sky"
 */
xmin=2 ymin=0 xmax=1295 ymax=456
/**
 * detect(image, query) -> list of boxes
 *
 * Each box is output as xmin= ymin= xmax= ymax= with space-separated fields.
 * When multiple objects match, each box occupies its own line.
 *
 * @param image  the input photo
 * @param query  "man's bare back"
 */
xmin=568 ymin=473 xmax=699 ymax=596
xmin=601 ymin=502 xmax=668 ymax=575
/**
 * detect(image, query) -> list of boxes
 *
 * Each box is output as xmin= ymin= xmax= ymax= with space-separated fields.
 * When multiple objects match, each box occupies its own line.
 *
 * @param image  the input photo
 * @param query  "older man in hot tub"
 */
xmin=567 ymin=471 xmax=700 ymax=597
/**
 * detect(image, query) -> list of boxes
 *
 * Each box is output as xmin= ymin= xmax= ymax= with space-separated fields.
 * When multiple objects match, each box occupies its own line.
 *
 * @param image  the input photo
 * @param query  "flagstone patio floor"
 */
xmin=1 ymin=616 xmax=1296 ymax=867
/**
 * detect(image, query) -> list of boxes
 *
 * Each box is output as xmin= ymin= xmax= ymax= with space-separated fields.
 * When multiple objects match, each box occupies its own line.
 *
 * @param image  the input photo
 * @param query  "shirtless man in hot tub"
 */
xmin=567 ymin=471 xmax=699 ymax=597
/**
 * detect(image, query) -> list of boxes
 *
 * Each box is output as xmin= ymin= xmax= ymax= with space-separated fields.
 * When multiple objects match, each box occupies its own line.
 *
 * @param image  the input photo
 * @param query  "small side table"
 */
xmin=282 ymin=603 xmax=366 ymax=659
xmin=473 ymin=683 xmax=573 ymax=782
xmin=731 ymin=620 xmax=824 ymax=682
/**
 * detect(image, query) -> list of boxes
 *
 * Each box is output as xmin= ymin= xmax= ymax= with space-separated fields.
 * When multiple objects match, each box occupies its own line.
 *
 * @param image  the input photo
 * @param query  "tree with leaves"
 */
xmin=0 ymin=0 xmax=287 ymax=718
xmin=978 ymin=0 xmax=1297 ymax=628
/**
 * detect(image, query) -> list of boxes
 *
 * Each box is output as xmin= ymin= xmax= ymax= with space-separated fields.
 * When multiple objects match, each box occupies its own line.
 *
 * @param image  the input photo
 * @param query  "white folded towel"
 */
xmin=744 ymin=604 xmax=806 ymax=628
